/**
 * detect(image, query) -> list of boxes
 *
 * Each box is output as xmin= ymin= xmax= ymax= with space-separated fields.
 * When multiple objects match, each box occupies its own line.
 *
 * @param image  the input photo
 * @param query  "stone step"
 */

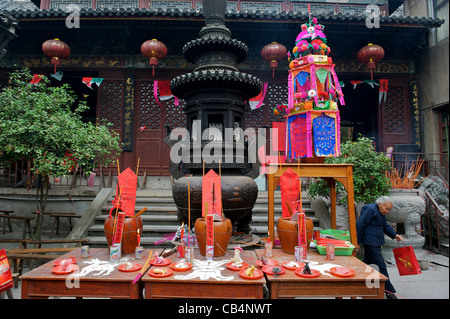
xmin=88 ymin=191 xmax=319 ymax=248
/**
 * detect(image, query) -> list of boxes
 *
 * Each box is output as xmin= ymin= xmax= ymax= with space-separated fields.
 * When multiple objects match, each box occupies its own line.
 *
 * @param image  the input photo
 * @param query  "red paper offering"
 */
xmin=113 ymin=211 xmax=126 ymax=245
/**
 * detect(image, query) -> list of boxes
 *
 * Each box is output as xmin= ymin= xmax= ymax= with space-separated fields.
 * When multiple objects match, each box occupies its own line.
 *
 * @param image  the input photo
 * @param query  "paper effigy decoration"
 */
xmin=311 ymin=112 xmax=340 ymax=157
xmin=281 ymin=16 xmax=345 ymax=160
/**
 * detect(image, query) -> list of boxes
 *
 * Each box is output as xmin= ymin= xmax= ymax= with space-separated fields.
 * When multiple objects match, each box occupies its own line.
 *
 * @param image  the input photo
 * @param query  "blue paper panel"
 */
xmin=312 ymin=113 xmax=336 ymax=157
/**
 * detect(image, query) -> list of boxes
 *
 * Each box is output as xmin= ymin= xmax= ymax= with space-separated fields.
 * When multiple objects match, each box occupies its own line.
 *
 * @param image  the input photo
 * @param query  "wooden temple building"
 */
xmin=0 ymin=0 xmax=447 ymax=179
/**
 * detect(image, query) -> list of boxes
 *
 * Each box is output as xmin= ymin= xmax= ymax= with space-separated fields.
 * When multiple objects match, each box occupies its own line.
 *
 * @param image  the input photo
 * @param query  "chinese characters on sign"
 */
xmin=123 ymin=76 xmax=135 ymax=151
xmin=113 ymin=212 xmax=126 ymax=245
xmin=409 ymin=81 xmax=421 ymax=148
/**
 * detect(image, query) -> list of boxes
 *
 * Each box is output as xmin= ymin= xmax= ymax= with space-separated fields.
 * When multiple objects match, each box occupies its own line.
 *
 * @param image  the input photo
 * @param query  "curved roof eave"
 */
xmin=7 ymin=8 xmax=444 ymax=29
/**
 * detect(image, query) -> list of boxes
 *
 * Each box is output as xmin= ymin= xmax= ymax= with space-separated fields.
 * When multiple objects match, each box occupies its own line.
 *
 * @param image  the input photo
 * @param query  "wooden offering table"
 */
xmin=255 ymin=249 xmax=387 ymax=299
xmin=20 ymin=247 xmax=152 ymax=299
xmin=143 ymin=249 xmax=266 ymax=299
xmin=267 ymin=163 xmax=357 ymax=246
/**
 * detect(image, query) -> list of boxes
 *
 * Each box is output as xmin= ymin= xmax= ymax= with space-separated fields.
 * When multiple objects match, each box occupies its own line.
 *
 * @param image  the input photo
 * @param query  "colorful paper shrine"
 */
xmin=281 ymin=17 xmax=345 ymax=160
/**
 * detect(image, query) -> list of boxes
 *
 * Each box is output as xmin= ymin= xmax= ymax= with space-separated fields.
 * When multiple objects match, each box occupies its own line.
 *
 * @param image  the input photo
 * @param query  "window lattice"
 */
xmin=165 ymin=99 xmax=187 ymax=131
xmin=98 ymin=80 xmax=124 ymax=130
xmin=268 ymin=83 xmax=288 ymax=125
xmin=383 ymin=85 xmax=406 ymax=134
xmin=138 ymin=81 xmax=161 ymax=130
xmin=96 ymin=0 xmax=139 ymax=9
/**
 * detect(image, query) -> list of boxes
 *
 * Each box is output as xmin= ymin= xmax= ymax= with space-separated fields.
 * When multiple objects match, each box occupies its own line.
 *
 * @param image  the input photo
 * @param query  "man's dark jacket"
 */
xmin=356 ymin=203 xmax=397 ymax=246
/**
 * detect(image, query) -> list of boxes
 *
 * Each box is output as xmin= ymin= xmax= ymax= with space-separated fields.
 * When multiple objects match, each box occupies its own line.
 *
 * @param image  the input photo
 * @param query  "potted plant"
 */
xmin=384 ymin=158 xmax=427 ymax=239
xmin=308 ymin=136 xmax=392 ymax=206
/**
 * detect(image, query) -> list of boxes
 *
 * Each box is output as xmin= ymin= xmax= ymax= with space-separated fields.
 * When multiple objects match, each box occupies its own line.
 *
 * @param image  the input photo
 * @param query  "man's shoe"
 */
xmin=386 ymin=292 xmax=398 ymax=299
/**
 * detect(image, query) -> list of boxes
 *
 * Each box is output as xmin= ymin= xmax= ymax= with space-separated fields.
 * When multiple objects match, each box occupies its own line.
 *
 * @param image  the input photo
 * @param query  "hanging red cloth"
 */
xmin=280 ymin=168 xmax=301 ymax=218
xmin=117 ymin=167 xmax=137 ymax=217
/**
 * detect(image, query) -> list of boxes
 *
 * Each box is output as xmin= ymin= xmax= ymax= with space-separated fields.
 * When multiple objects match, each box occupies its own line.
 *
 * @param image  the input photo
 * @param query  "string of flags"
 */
xmin=27 ymin=73 xmax=389 ymax=111
xmin=82 ymin=77 xmax=104 ymax=89
xmin=29 ymin=71 xmax=105 ymax=90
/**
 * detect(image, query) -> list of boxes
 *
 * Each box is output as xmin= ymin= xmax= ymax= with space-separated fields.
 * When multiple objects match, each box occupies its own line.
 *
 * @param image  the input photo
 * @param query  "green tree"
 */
xmin=0 ymin=68 xmax=121 ymax=240
xmin=307 ymin=136 xmax=392 ymax=205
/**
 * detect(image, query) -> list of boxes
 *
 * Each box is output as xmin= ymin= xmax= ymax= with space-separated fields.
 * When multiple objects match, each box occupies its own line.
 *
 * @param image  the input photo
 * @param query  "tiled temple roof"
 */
xmin=3 ymin=7 xmax=444 ymax=28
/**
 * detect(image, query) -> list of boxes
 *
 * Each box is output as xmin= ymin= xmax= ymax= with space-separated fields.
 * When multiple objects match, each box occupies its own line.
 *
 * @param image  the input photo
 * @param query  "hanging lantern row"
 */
xmin=357 ymin=43 xmax=385 ymax=80
xmin=261 ymin=42 xmax=287 ymax=78
xmin=42 ymin=38 xmax=71 ymax=74
xmin=41 ymin=38 xmax=168 ymax=77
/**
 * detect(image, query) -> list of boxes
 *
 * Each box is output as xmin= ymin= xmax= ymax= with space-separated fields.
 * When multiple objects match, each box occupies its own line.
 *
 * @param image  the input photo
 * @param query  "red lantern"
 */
xmin=141 ymin=39 xmax=168 ymax=76
xmin=261 ymin=42 xmax=287 ymax=78
xmin=357 ymin=43 xmax=385 ymax=80
xmin=42 ymin=38 xmax=71 ymax=73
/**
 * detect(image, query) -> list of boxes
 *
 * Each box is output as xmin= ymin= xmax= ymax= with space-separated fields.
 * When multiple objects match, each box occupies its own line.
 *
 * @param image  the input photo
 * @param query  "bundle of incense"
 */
xmin=134 ymin=207 xmax=147 ymax=219
xmin=132 ymin=249 xmax=153 ymax=284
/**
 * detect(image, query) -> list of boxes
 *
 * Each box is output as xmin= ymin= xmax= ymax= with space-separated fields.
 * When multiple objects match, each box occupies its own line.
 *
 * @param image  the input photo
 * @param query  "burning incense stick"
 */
xmin=132 ymin=249 xmax=153 ymax=284
xmin=231 ymin=241 xmax=265 ymax=247
xmin=112 ymin=186 xmax=123 ymax=246
xmin=136 ymin=157 xmax=140 ymax=176
xmin=188 ymin=180 xmax=191 ymax=247
xmin=134 ymin=207 xmax=147 ymax=219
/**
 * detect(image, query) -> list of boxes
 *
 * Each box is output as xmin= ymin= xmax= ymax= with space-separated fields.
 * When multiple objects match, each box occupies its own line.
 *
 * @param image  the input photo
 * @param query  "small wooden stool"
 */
xmin=0 ymin=210 xmax=14 ymax=234
xmin=49 ymin=213 xmax=81 ymax=236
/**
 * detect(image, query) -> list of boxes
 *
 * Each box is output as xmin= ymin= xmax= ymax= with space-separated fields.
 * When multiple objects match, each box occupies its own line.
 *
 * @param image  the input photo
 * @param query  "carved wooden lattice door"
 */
xmin=135 ymin=80 xmax=186 ymax=175
xmin=378 ymin=77 xmax=412 ymax=152
xmin=97 ymin=74 xmax=125 ymax=171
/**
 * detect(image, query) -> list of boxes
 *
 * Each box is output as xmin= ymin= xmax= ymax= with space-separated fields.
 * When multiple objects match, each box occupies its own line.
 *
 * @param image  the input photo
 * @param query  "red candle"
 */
xmin=137 ymin=228 xmax=141 ymax=246
xmin=180 ymin=222 xmax=184 ymax=244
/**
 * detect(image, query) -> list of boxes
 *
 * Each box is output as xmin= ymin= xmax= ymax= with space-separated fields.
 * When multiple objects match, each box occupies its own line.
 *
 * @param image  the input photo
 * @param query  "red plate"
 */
xmin=256 ymin=259 xmax=278 ymax=267
xmin=262 ymin=265 xmax=286 ymax=276
xmin=329 ymin=267 xmax=355 ymax=277
xmin=239 ymin=269 xmax=264 ymax=280
xmin=147 ymin=268 xmax=173 ymax=278
xmin=150 ymin=258 xmax=171 ymax=266
xmin=170 ymin=262 xmax=193 ymax=271
xmin=54 ymin=257 xmax=77 ymax=266
xmin=226 ymin=262 xmax=249 ymax=271
xmin=295 ymin=267 xmax=321 ymax=278
xmin=51 ymin=264 xmax=78 ymax=275
xmin=118 ymin=263 xmax=142 ymax=272
xmin=282 ymin=261 xmax=305 ymax=270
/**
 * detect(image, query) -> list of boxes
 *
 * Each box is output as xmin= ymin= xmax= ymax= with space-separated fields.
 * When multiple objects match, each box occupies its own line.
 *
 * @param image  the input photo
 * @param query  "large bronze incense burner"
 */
xmin=167 ymin=0 xmax=263 ymax=235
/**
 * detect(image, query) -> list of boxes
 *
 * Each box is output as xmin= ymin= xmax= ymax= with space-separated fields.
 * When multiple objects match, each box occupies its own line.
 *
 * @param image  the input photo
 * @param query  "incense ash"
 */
xmin=174 ymin=259 xmax=233 ymax=281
